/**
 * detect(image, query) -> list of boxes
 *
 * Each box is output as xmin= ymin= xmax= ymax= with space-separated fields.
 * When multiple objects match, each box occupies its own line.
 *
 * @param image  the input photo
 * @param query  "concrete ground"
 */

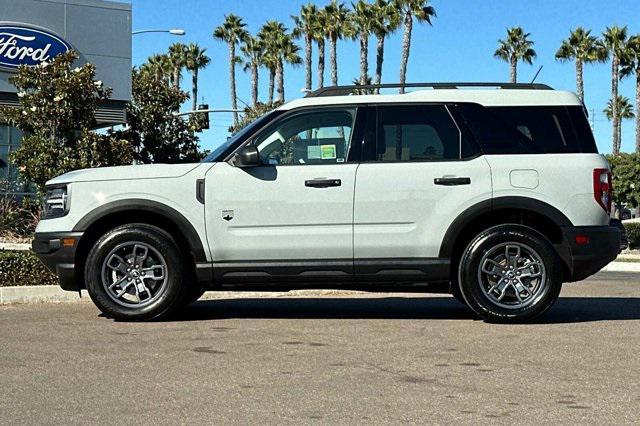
xmin=1 ymin=272 xmax=639 ymax=425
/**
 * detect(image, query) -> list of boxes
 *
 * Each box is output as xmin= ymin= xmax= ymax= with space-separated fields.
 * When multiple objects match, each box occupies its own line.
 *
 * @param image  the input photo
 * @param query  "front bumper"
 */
xmin=32 ymin=232 xmax=83 ymax=291
xmin=557 ymin=224 xmax=622 ymax=282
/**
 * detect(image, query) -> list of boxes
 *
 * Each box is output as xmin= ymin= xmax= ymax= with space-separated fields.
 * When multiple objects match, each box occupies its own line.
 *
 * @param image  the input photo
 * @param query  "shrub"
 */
xmin=0 ymin=250 xmax=57 ymax=287
xmin=0 ymin=195 xmax=40 ymax=241
xmin=624 ymin=222 xmax=640 ymax=249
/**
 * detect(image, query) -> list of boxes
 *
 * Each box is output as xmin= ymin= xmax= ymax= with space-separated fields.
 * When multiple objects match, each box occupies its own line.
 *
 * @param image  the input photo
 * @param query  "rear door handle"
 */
xmin=305 ymin=178 xmax=342 ymax=188
xmin=434 ymin=177 xmax=471 ymax=186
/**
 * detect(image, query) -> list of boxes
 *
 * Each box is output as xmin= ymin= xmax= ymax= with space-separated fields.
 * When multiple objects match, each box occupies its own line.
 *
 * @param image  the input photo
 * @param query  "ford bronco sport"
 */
xmin=33 ymin=82 xmax=622 ymax=322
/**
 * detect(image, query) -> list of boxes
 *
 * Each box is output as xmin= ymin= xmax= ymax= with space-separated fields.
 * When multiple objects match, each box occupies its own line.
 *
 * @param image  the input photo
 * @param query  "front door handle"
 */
xmin=305 ymin=178 xmax=342 ymax=188
xmin=434 ymin=177 xmax=471 ymax=186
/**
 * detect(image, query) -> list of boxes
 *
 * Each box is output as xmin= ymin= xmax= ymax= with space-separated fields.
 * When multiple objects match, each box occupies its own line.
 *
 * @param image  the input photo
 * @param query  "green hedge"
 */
xmin=625 ymin=223 xmax=640 ymax=249
xmin=0 ymin=250 xmax=58 ymax=287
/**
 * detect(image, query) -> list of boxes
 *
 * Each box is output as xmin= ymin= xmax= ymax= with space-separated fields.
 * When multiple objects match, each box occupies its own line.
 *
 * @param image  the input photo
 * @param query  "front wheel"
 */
xmin=85 ymin=224 xmax=187 ymax=321
xmin=458 ymin=225 xmax=563 ymax=323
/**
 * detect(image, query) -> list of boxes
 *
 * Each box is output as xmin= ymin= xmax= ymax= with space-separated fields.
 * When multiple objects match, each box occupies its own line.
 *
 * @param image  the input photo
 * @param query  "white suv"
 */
xmin=33 ymin=82 xmax=622 ymax=323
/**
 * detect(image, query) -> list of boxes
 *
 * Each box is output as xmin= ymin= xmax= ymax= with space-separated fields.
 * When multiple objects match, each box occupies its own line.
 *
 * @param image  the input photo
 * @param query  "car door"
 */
xmin=204 ymin=107 xmax=362 ymax=281
xmin=353 ymin=104 xmax=493 ymax=281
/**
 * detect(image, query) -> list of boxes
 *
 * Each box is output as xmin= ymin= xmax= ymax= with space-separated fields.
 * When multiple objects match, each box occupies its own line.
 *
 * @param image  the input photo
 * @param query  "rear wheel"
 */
xmin=85 ymin=224 xmax=187 ymax=321
xmin=458 ymin=225 xmax=563 ymax=323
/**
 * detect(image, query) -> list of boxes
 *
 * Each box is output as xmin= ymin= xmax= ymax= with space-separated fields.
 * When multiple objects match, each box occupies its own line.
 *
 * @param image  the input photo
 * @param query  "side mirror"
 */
xmin=235 ymin=146 xmax=261 ymax=168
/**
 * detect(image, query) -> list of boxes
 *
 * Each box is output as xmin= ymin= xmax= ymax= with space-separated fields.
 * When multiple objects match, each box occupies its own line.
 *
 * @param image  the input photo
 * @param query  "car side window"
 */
xmin=375 ymin=105 xmax=461 ymax=162
xmin=251 ymin=109 xmax=355 ymax=166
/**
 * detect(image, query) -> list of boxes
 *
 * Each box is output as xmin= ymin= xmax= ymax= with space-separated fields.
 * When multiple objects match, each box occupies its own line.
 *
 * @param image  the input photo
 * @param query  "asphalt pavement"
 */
xmin=1 ymin=272 xmax=639 ymax=424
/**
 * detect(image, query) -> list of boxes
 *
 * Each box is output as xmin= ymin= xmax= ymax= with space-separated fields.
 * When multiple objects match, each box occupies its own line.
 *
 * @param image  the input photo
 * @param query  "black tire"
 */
xmin=449 ymin=281 xmax=466 ymax=305
xmin=458 ymin=225 xmax=563 ymax=323
xmin=621 ymin=212 xmax=631 ymax=221
xmin=85 ymin=224 xmax=187 ymax=321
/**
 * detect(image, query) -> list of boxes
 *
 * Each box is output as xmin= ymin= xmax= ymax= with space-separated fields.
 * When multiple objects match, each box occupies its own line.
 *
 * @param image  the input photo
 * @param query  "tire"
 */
xmin=449 ymin=281 xmax=466 ymax=305
xmin=457 ymin=225 xmax=563 ymax=323
xmin=621 ymin=212 xmax=631 ymax=221
xmin=85 ymin=224 xmax=187 ymax=321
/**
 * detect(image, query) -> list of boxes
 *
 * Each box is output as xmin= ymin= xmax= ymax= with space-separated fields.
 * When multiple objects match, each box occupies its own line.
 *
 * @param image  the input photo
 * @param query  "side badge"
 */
xmin=222 ymin=210 xmax=234 ymax=222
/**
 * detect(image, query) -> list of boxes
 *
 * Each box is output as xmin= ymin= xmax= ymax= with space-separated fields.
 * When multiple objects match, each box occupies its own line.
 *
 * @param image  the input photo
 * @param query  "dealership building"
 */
xmin=0 ymin=0 xmax=132 ymax=194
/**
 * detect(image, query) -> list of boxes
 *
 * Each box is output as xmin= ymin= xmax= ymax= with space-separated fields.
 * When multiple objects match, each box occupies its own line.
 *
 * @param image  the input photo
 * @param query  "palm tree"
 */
xmin=259 ymin=22 xmax=301 ymax=103
xmin=555 ymin=28 xmax=607 ymax=103
xmin=241 ymin=35 xmax=265 ymax=106
xmin=168 ymin=43 xmax=188 ymax=89
xmin=371 ymin=0 xmax=401 ymax=91
xmin=604 ymin=96 xmax=635 ymax=153
xmin=494 ymin=27 xmax=537 ymax=84
xmin=292 ymin=3 xmax=318 ymax=91
xmin=259 ymin=21 xmax=284 ymax=103
xmin=396 ymin=0 xmax=436 ymax=93
xmin=351 ymin=0 xmax=376 ymax=85
xmin=278 ymin=35 xmax=302 ymax=101
xmin=312 ymin=10 xmax=328 ymax=88
xmin=184 ymin=43 xmax=211 ymax=111
xmin=214 ymin=14 xmax=249 ymax=125
xmin=603 ymin=26 xmax=630 ymax=155
xmin=144 ymin=54 xmax=173 ymax=83
xmin=323 ymin=1 xmax=353 ymax=86
xmin=352 ymin=75 xmax=375 ymax=94
xmin=621 ymin=35 xmax=640 ymax=153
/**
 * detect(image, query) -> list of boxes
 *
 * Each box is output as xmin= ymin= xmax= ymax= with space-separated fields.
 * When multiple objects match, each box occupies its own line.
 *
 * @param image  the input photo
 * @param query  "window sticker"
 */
xmin=320 ymin=144 xmax=337 ymax=160
xmin=307 ymin=145 xmax=322 ymax=159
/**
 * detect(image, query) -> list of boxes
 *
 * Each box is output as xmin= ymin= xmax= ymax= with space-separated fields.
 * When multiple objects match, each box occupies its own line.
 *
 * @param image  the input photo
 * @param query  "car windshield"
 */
xmin=201 ymin=111 xmax=280 ymax=162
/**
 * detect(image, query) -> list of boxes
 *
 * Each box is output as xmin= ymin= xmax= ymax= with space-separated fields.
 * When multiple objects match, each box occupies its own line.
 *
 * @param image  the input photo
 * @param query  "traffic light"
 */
xmin=197 ymin=104 xmax=209 ymax=130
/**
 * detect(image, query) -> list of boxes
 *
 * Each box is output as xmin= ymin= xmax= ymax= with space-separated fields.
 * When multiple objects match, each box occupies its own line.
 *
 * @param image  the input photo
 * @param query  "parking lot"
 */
xmin=1 ymin=272 xmax=639 ymax=424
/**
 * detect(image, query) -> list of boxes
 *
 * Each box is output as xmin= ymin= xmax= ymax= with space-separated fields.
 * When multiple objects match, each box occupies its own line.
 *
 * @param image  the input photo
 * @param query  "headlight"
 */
xmin=42 ymin=186 xmax=70 ymax=219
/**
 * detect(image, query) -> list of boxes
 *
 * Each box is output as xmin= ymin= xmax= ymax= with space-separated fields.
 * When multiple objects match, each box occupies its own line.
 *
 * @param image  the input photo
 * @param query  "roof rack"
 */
xmin=305 ymin=82 xmax=554 ymax=97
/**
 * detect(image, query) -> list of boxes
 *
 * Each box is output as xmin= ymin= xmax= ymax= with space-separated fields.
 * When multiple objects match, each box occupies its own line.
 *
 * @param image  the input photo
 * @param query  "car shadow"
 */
xmin=164 ymin=296 xmax=640 ymax=324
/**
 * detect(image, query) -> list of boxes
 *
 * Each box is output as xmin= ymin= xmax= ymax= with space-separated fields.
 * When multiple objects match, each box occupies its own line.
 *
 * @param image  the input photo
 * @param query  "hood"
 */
xmin=46 ymin=163 xmax=202 ymax=186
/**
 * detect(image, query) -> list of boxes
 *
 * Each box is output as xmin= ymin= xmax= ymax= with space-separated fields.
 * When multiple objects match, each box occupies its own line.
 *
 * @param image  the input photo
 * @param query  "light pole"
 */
xmin=132 ymin=29 xmax=186 ymax=36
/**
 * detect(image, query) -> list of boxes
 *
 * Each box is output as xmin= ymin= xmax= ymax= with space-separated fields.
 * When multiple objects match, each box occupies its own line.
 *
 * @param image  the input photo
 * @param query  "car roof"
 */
xmin=278 ymin=89 xmax=582 ymax=111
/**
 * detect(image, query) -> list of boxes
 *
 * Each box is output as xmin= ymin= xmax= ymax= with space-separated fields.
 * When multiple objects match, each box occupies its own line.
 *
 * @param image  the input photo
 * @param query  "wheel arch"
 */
xmin=72 ymin=199 xmax=207 ymax=288
xmin=440 ymin=197 xmax=572 ymax=278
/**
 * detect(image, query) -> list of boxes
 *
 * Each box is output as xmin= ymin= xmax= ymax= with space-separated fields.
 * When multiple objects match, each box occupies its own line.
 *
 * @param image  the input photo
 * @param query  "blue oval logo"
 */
xmin=0 ymin=24 xmax=72 ymax=70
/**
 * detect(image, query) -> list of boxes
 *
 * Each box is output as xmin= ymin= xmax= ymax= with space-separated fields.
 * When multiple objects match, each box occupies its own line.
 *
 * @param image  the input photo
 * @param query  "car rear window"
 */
xmin=456 ymin=104 xmax=598 ymax=154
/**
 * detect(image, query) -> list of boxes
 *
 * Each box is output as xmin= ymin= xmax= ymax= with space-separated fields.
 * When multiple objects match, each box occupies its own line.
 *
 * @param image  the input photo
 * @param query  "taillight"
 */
xmin=593 ymin=168 xmax=612 ymax=214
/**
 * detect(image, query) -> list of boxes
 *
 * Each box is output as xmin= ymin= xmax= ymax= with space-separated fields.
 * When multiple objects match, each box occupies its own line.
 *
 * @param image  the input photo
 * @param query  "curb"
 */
xmin=0 ymin=243 xmax=31 ymax=251
xmin=0 ymin=286 xmax=367 ymax=305
xmin=601 ymin=261 xmax=640 ymax=273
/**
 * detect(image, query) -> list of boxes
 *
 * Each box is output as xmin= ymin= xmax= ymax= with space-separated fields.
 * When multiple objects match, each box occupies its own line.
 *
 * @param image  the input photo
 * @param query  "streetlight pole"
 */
xmin=132 ymin=29 xmax=186 ymax=36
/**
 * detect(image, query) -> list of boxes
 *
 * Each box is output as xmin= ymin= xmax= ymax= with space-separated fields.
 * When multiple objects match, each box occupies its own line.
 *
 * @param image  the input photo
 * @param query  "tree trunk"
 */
xmin=330 ymin=34 xmax=338 ymax=86
xmin=305 ymin=35 xmax=313 ymax=91
xmin=229 ymin=43 xmax=238 ymax=125
xmin=276 ymin=59 xmax=284 ymax=103
xmin=192 ymin=68 xmax=198 ymax=111
xmin=399 ymin=12 xmax=412 ymax=94
xmin=317 ymin=38 xmax=325 ymax=88
xmin=576 ymin=59 xmax=584 ymax=104
xmin=510 ymin=55 xmax=517 ymax=84
xmin=374 ymin=35 xmax=385 ymax=93
xmin=268 ymin=68 xmax=275 ymax=104
xmin=360 ymin=33 xmax=368 ymax=85
xmin=173 ymin=67 xmax=181 ymax=90
xmin=251 ymin=63 xmax=259 ymax=106
xmin=612 ymin=57 xmax=620 ymax=155
xmin=636 ymin=74 xmax=640 ymax=153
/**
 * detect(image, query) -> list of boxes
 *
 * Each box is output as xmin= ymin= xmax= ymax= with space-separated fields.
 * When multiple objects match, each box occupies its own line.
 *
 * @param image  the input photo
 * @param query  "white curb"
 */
xmin=0 ymin=286 xmax=88 ymax=304
xmin=601 ymin=261 xmax=640 ymax=273
xmin=0 ymin=243 xmax=31 ymax=251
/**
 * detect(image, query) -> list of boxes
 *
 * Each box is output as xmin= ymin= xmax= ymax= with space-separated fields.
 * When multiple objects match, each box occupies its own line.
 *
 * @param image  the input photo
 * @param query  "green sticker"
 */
xmin=320 ymin=144 xmax=336 ymax=160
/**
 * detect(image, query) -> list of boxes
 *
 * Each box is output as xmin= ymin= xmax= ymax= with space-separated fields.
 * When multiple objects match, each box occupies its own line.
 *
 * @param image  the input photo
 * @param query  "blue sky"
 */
xmin=129 ymin=0 xmax=640 ymax=154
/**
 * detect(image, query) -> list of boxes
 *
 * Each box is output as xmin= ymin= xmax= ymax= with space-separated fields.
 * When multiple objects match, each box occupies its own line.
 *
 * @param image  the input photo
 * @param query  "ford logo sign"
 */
xmin=0 ymin=24 xmax=72 ymax=71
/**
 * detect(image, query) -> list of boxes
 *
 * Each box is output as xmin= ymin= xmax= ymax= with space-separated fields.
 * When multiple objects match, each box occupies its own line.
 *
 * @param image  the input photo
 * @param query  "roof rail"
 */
xmin=305 ymin=82 xmax=554 ymax=97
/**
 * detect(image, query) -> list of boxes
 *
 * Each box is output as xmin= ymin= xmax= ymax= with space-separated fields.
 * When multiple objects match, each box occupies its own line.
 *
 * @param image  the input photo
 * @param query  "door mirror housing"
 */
xmin=234 ymin=146 xmax=261 ymax=168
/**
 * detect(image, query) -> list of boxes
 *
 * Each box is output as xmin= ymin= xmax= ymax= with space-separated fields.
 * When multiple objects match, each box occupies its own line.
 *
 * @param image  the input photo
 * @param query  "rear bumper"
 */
xmin=557 ymin=224 xmax=622 ymax=282
xmin=32 ymin=232 xmax=83 ymax=291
